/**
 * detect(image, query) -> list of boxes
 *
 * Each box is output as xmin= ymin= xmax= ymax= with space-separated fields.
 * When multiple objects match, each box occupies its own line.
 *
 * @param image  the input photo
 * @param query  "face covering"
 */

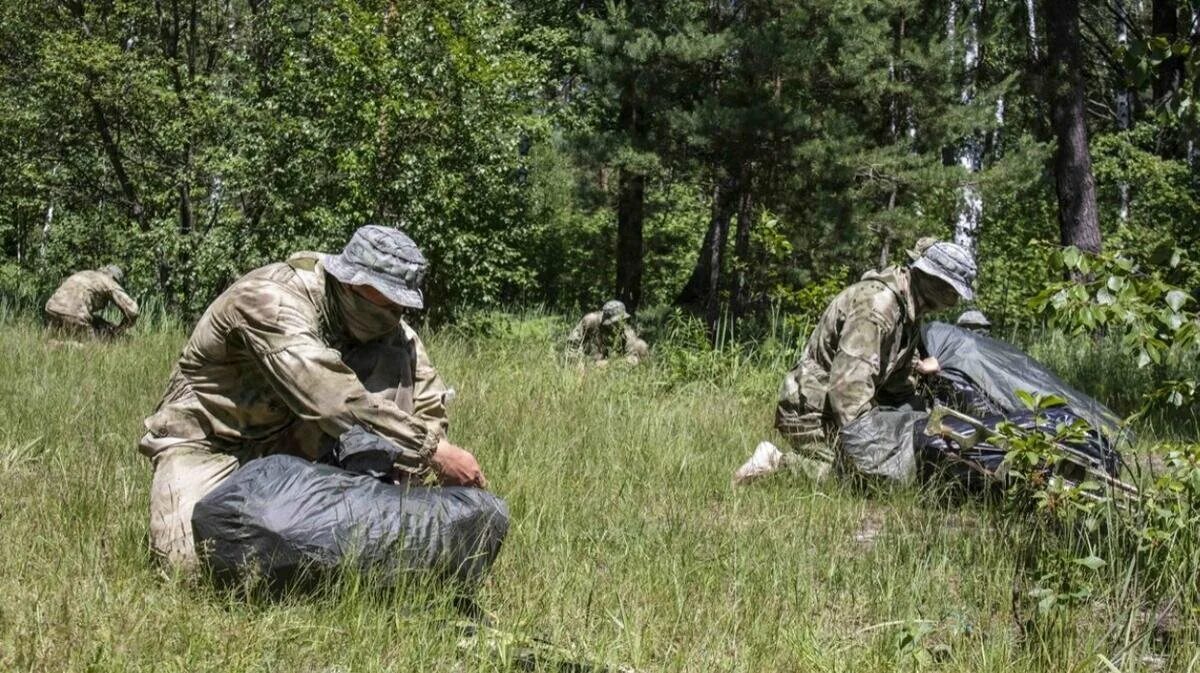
xmin=330 ymin=280 xmax=405 ymax=343
xmin=913 ymin=272 xmax=961 ymax=315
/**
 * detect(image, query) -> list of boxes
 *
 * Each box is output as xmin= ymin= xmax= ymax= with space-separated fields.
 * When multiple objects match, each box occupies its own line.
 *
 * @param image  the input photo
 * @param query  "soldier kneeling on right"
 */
xmin=733 ymin=238 xmax=977 ymax=485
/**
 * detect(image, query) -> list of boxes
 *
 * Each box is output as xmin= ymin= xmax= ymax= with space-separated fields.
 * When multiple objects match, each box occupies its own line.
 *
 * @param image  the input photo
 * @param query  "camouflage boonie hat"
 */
xmin=909 ymin=239 xmax=976 ymax=301
xmin=101 ymin=264 xmax=124 ymax=283
xmin=956 ymin=309 xmax=991 ymax=329
xmin=323 ymin=225 xmax=428 ymax=309
xmin=601 ymin=300 xmax=629 ymax=326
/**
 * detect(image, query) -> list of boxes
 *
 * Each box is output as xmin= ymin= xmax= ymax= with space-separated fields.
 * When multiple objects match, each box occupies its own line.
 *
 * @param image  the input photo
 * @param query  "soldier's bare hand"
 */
xmin=431 ymin=439 xmax=487 ymax=488
xmin=915 ymin=356 xmax=940 ymax=376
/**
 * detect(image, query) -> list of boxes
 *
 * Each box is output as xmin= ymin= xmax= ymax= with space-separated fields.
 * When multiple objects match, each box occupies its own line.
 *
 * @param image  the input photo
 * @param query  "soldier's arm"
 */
xmin=622 ymin=326 xmax=648 ymax=363
xmin=108 ymin=284 xmax=140 ymax=326
xmin=236 ymin=290 xmax=439 ymax=473
xmin=407 ymin=324 xmax=450 ymax=439
xmin=565 ymin=317 xmax=588 ymax=356
xmin=827 ymin=289 xmax=898 ymax=427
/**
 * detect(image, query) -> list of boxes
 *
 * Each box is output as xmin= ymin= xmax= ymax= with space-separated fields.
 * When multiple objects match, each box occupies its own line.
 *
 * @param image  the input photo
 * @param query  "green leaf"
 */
xmin=1040 ymin=394 xmax=1068 ymax=409
xmin=1075 ymin=555 xmax=1106 ymax=570
xmin=1016 ymin=390 xmax=1036 ymax=410
xmin=1166 ymin=290 xmax=1189 ymax=312
xmin=1062 ymin=246 xmax=1081 ymax=270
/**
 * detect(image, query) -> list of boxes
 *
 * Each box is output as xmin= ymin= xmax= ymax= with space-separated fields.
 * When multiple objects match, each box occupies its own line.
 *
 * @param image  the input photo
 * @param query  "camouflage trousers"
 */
xmin=774 ymin=401 xmax=836 ymax=482
xmin=144 ymin=437 xmax=256 ymax=569
xmin=44 ymin=310 xmax=117 ymax=338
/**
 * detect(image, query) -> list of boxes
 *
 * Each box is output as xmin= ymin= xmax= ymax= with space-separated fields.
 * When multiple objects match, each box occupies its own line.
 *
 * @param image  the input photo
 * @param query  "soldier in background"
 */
xmin=955 ymin=309 xmax=991 ymax=335
xmin=566 ymin=300 xmax=649 ymax=365
xmin=733 ymin=238 xmax=977 ymax=485
xmin=44 ymin=265 xmax=139 ymax=338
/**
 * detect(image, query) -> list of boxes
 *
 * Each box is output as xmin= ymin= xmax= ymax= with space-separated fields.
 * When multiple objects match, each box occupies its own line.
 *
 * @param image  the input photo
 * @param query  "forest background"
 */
xmin=0 ymin=0 xmax=1197 ymax=333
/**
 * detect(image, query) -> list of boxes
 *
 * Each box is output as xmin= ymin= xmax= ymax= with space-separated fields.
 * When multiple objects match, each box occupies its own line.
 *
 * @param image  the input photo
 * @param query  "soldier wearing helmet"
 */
xmin=956 ymin=309 xmax=992 ymax=334
xmin=139 ymin=225 xmax=492 ymax=568
xmin=44 ymin=264 xmax=139 ymax=338
xmin=566 ymin=299 xmax=649 ymax=365
xmin=734 ymin=237 xmax=977 ymax=485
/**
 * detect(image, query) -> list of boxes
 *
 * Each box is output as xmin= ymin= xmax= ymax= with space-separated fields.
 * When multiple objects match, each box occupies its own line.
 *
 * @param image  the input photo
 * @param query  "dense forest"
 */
xmin=0 ymin=0 xmax=1197 ymax=327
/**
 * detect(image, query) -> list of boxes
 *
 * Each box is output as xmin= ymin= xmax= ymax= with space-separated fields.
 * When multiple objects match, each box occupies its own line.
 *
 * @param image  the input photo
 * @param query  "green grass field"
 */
xmin=0 ymin=315 xmax=1196 ymax=672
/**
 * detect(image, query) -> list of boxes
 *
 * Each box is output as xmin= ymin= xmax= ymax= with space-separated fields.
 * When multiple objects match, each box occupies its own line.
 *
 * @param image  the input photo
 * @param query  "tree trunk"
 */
xmin=730 ymin=164 xmax=755 ymax=321
xmin=1046 ymin=0 xmax=1101 ymax=256
xmin=675 ymin=175 xmax=738 ymax=334
xmin=615 ymin=83 xmax=645 ymax=313
xmin=615 ymin=168 xmax=644 ymax=313
xmin=1152 ymin=0 xmax=1182 ymax=103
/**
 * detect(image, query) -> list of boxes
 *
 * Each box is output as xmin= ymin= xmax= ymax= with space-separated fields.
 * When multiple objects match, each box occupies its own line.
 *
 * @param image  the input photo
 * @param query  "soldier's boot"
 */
xmin=732 ymin=441 xmax=785 ymax=485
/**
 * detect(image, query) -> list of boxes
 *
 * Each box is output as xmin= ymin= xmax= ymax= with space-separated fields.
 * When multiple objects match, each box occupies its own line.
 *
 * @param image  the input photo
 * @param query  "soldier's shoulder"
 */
xmin=844 ymin=278 xmax=903 ymax=321
xmin=579 ymin=311 xmax=603 ymax=326
xmin=223 ymin=266 xmax=318 ymax=328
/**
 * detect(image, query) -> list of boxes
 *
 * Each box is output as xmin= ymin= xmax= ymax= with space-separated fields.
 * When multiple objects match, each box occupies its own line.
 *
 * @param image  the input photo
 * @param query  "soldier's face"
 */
xmin=351 ymin=284 xmax=399 ymax=309
xmin=916 ymin=275 xmax=961 ymax=314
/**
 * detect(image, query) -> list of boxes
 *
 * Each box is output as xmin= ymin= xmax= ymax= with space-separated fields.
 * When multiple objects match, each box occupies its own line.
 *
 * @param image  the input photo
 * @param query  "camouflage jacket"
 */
xmin=45 ymin=270 xmax=139 ymax=324
xmin=139 ymin=253 xmax=448 ymax=474
xmin=778 ymin=266 xmax=922 ymax=429
xmin=566 ymin=312 xmax=647 ymax=362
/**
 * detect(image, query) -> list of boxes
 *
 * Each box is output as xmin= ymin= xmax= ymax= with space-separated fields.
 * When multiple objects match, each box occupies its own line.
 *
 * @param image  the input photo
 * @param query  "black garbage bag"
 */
xmin=192 ymin=454 xmax=509 ymax=588
xmin=840 ymin=407 xmax=928 ymax=484
xmin=920 ymin=322 xmax=1121 ymax=437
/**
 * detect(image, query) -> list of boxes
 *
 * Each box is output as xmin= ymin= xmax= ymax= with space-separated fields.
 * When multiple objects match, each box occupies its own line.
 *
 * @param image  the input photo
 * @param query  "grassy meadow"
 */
xmin=0 ymin=311 xmax=1197 ymax=672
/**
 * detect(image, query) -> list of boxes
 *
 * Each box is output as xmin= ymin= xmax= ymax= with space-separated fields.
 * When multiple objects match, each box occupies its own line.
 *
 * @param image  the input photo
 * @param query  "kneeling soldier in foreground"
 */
xmin=733 ymin=238 xmax=976 ymax=484
xmin=140 ymin=225 xmax=488 ymax=569
xmin=44 ymin=264 xmax=139 ymax=337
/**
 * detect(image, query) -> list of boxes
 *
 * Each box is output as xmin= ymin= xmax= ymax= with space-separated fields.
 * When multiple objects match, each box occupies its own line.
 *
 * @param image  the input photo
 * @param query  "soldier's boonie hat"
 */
xmin=601 ymin=299 xmax=629 ymax=325
xmin=101 ymin=264 xmax=124 ymax=282
xmin=956 ymin=309 xmax=991 ymax=328
xmin=324 ymin=225 xmax=427 ymax=309
xmin=910 ymin=239 xmax=976 ymax=301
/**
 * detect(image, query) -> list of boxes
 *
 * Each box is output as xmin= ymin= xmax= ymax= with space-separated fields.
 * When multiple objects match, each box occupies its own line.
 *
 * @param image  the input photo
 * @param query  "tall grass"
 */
xmin=0 ymin=313 xmax=1196 ymax=672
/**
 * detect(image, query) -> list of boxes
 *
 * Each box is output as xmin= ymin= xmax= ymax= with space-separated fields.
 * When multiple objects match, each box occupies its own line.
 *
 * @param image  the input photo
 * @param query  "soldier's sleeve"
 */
xmin=235 ymin=286 xmax=439 ymax=473
xmin=407 ymin=325 xmax=449 ymax=440
xmin=565 ymin=317 xmax=588 ymax=356
xmin=827 ymin=285 xmax=899 ymax=427
xmin=108 ymin=283 xmax=140 ymax=324
xmin=622 ymin=326 xmax=648 ymax=363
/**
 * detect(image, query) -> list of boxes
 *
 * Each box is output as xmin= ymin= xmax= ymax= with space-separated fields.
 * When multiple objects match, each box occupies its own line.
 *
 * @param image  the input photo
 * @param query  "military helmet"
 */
xmin=100 ymin=264 xmax=124 ymax=283
xmin=601 ymin=300 xmax=629 ymax=326
xmin=956 ymin=309 xmax=991 ymax=329
xmin=323 ymin=225 xmax=428 ymax=309
xmin=909 ymin=239 xmax=976 ymax=301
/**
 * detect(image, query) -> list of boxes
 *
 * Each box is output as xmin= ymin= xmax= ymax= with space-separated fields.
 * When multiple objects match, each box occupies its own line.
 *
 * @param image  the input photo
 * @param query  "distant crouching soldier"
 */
xmin=44 ymin=265 xmax=139 ymax=337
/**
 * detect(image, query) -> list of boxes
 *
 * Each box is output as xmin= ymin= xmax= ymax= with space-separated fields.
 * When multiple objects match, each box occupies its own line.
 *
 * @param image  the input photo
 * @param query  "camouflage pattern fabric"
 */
xmin=774 ymin=266 xmax=924 ymax=473
xmin=44 ymin=269 xmax=139 ymax=336
xmin=566 ymin=311 xmax=648 ymax=364
xmin=140 ymin=251 xmax=449 ymax=566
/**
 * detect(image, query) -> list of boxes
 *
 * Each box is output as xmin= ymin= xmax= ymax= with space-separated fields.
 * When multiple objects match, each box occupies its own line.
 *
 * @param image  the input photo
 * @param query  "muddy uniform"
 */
xmin=567 ymin=312 xmax=648 ymax=363
xmin=774 ymin=267 xmax=923 ymax=477
xmin=140 ymin=252 xmax=448 ymax=566
xmin=44 ymin=270 xmax=139 ymax=335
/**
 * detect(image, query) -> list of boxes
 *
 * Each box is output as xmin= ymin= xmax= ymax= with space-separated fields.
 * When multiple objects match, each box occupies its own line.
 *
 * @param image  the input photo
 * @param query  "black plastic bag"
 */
xmin=192 ymin=454 xmax=509 ymax=588
xmin=921 ymin=322 xmax=1121 ymax=436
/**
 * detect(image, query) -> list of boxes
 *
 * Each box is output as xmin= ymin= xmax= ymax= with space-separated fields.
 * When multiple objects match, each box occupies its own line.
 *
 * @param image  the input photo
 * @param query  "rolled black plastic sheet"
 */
xmin=192 ymin=454 xmax=509 ymax=587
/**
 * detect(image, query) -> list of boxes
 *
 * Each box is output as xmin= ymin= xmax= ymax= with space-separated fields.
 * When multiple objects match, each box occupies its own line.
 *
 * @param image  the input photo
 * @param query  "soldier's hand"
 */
xmin=431 ymin=439 xmax=487 ymax=488
xmin=915 ymin=356 xmax=940 ymax=376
